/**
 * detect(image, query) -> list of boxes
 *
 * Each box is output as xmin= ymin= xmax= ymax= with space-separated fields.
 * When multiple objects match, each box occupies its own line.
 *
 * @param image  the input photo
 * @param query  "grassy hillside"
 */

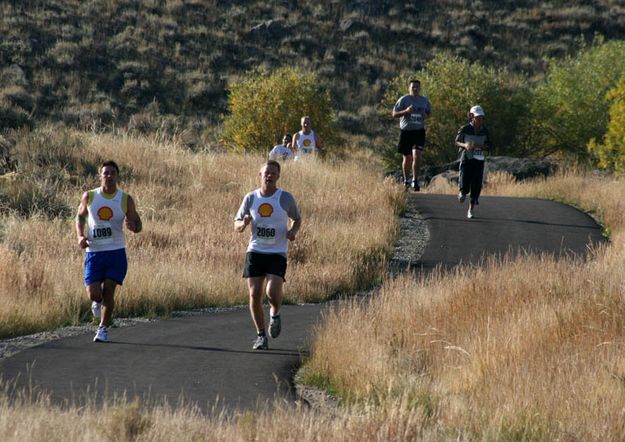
xmin=2 ymin=0 xmax=625 ymax=140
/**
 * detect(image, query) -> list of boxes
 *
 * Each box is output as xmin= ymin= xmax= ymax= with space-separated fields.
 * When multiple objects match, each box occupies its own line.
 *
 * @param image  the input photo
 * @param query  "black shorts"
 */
xmin=397 ymin=129 xmax=426 ymax=155
xmin=242 ymin=251 xmax=287 ymax=281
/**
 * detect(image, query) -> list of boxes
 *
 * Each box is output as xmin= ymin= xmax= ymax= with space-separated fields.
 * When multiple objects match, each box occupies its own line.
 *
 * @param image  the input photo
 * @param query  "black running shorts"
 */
xmin=397 ymin=129 xmax=426 ymax=155
xmin=242 ymin=251 xmax=287 ymax=281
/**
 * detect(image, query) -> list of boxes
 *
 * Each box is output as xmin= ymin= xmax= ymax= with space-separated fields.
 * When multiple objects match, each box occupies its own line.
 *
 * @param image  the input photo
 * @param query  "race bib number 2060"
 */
xmin=256 ymin=224 xmax=276 ymax=244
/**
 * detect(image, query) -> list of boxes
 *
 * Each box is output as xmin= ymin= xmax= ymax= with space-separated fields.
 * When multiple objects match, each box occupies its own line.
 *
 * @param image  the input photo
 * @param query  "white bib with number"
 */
xmin=410 ymin=113 xmax=423 ymax=124
xmin=464 ymin=134 xmax=487 ymax=161
xmin=91 ymin=222 xmax=114 ymax=244
xmin=255 ymin=224 xmax=277 ymax=245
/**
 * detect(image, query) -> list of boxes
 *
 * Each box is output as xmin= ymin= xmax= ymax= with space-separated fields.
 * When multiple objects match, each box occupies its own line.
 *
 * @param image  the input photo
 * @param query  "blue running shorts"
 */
xmin=84 ymin=248 xmax=128 ymax=286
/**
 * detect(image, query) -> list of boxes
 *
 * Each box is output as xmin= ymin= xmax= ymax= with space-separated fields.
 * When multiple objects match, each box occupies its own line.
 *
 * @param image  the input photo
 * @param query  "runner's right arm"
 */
xmin=234 ymin=193 xmax=253 ymax=232
xmin=75 ymin=192 xmax=89 ymax=249
xmin=234 ymin=215 xmax=252 ymax=232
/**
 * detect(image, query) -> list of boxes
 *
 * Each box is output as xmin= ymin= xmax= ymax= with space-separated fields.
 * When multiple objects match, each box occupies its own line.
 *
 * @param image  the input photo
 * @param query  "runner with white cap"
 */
xmin=455 ymin=105 xmax=492 ymax=219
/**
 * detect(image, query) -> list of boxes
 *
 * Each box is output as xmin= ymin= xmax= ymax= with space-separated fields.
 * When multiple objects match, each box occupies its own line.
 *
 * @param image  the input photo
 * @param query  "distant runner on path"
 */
xmin=268 ymin=133 xmax=294 ymax=161
xmin=292 ymin=116 xmax=322 ymax=160
xmin=392 ymin=79 xmax=432 ymax=191
xmin=234 ymin=160 xmax=302 ymax=350
xmin=75 ymin=160 xmax=143 ymax=343
xmin=455 ymin=105 xmax=491 ymax=219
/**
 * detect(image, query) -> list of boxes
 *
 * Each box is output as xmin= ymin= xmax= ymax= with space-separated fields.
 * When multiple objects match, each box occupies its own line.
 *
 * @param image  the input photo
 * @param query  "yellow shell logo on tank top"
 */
xmin=98 ymin=206 xmax=114 ymax=221
xmin=258 ymin=203 xmax=273 ymax=218
xmin=303 ymin=139 xmax=311 ymax=146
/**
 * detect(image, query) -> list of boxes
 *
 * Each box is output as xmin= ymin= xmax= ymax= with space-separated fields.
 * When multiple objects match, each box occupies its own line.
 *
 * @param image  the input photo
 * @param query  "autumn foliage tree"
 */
xmin=221 ymin=67 xmax=336 ymax=153
xmin=588 ymin=74 xmax=625 ymax=173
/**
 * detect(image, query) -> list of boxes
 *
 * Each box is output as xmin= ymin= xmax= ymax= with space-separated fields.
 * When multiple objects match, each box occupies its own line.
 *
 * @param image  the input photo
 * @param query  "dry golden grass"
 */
xmin=0 ymin=131 xmax=403 ymax=337
xmin=3 ymin=157 xmax=624 ymax=440
xmin=305 ymin=170 xmax=625 ymax=440
xmin=0 ymin=391 xmax=436 ymax=442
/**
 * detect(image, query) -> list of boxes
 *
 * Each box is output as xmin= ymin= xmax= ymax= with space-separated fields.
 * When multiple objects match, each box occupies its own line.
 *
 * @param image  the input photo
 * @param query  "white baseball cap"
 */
xmin=470 ymin=105 xmax=485 ymax=116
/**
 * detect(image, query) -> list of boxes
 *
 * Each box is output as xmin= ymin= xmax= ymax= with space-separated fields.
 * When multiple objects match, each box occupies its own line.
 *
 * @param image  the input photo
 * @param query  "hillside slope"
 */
xmin=2 ymin=0 xmax=625 ymax=137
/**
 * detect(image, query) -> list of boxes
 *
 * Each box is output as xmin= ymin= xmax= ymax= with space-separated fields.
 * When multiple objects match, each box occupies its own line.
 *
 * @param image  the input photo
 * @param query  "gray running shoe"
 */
xmin=458 ymin=192 xmax=466 ymax=203
xmin=269 ymin=316 xmax=281 ymax=339
xmin=93 ymin=326 xmax=108 ymax=343
xmin=252 ymin=335 xmax=268 ymax=350
xmin=91 ymin=301 xmax=102 ymax=319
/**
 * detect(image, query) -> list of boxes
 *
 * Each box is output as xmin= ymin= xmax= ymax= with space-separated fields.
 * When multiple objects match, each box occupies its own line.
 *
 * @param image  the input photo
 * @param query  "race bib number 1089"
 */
xmin=91 ymin=223 xmax=113 ymax=243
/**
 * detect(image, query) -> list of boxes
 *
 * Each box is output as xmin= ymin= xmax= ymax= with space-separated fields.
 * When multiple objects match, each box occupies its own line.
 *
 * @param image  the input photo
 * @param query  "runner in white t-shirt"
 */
xmin=268 ymin=134 xmax=294 ymax=161
xmin=234 ymin=160 xmax=302 ymax=350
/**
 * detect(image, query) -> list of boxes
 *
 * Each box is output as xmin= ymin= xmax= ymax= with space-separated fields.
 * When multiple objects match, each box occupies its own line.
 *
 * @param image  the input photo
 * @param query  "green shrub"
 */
xmin=526 ymin=38 xmax=625 ymax=162
xmin=221 ymin=66 xmax=337 ymax=153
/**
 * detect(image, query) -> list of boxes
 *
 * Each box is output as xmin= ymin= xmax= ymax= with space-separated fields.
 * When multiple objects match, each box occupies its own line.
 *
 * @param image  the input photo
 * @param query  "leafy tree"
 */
xmin=588 ymin=74 xmax=625 ymax=173
xmin=527 ymin=39 xmax=625 ymax=162
xmin=382 ymin=53 xmax=530 ymax=169
xmin=221 ymin=67 xmax=337 ymax=153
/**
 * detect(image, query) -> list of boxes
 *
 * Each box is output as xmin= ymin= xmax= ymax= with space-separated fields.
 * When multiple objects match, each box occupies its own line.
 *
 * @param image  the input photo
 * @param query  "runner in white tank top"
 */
xmin=292 ymin=115 xmax=323 ymax=159
xmin=85 ymin=187 xmax=128 ymax=253
xmin=234 ymin=160 xmax=301 ymax=350
xmin=295 ymin=130 xmax=317 ymax=155
xmin=76 ymin=161 xmax=142 ymax=343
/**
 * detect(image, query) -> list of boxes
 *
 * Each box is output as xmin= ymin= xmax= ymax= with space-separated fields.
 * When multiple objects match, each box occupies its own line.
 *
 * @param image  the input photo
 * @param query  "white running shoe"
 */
xmin=458 ymin=192 xmax=466 ymax=203
xmin=269 ymin=316 xmax=281 ymax=339
xmin=252 ymin=335 xmax=268 ymax=350
xmin=91 ymin=301 xmax=102 ymax=319
xmin=93 ymin=326 xmax=109 ymax=343
xmin=467 ymin=208 xmax=474 ymax=219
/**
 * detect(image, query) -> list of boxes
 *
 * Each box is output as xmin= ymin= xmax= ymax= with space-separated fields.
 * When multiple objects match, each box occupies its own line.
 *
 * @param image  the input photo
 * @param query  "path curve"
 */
xmin=0 ymin=194 xmax=606 ymax=413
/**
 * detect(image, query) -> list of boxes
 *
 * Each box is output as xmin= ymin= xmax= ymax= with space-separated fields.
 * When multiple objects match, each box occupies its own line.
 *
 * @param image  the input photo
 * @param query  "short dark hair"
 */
xmin=100 ymin=160 xmax=120 ymax=174
xmin=265 ymin=160 xmax=281 ymax=173
xmin=409 ymin=79 xmax=421 ymax=86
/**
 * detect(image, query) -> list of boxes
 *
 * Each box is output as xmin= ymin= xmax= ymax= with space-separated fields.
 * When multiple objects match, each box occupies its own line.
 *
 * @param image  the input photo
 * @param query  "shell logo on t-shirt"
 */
xmin=303 ymin=139 xmax=311 ymax=146
xmin=258 ymin=203 xmax=273 ymax=217
xmin=97 ymin=206 xmax=114 ymax=221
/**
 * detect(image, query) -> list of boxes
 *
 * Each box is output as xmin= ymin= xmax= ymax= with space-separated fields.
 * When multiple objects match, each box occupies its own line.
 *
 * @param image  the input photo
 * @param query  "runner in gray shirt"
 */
xmin=392 ymin=79 xmax=432 ymax=191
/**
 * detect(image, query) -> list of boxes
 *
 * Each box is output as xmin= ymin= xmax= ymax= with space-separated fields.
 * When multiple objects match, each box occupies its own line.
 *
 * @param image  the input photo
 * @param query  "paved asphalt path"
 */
xmin=413 ymin=195 xmax=604 ymax=271
xmin=0 ymin=194 xmax=605 ymax=413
